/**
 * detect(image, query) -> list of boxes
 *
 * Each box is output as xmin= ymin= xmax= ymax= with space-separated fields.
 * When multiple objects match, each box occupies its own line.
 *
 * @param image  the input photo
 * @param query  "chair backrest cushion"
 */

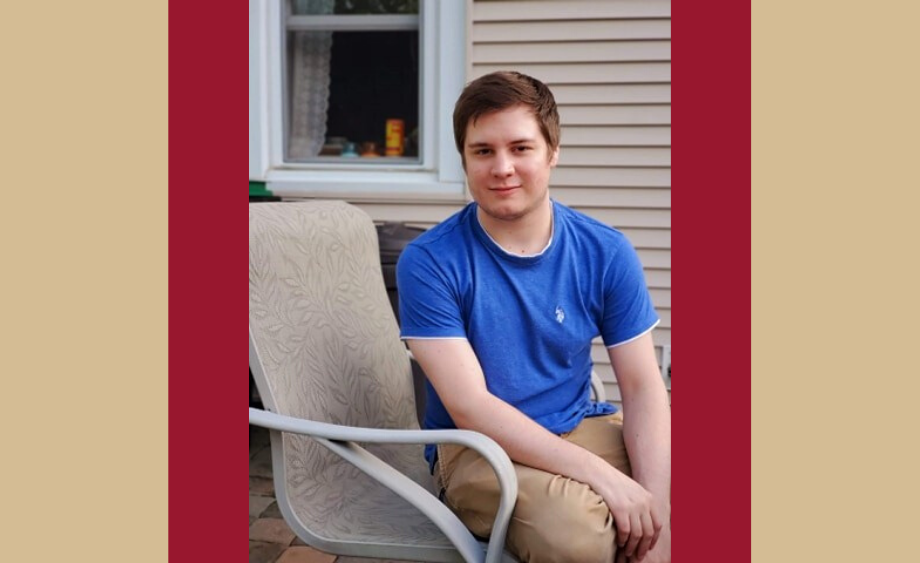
xmin=250 ymin=201 xmax=451 ymax=547
xmin=249 ymin=200 xmax=418 ymax=430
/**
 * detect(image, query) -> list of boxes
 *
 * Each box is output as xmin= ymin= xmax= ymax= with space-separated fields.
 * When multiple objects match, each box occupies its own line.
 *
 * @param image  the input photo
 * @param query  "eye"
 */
xmin=513 ymin=146 xmax=532 ymax=153
xmin=474 ymin=148 xmax=492 ymax=156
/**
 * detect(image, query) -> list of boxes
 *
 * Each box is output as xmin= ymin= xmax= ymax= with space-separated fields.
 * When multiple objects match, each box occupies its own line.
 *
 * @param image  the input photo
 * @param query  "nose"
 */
xmin=491 ymin=152 xmax=514 ymax=178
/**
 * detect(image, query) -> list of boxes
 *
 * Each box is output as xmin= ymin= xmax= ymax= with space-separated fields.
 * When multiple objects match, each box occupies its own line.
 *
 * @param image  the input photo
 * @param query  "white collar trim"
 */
xmin=476 ymin=202 xmax=555 ymax=258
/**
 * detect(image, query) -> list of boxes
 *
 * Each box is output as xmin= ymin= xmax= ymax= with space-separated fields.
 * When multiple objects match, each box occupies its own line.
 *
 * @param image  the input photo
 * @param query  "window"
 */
xmin=249 ymin=0 xmax=466 ymax=195
xmin=285 ymin=0 xmax=420 ymax=163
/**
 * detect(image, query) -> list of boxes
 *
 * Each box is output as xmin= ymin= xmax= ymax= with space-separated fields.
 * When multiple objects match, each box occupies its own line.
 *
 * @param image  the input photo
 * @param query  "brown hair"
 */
xmin=452 ymin=71 xmax=560 ymax=163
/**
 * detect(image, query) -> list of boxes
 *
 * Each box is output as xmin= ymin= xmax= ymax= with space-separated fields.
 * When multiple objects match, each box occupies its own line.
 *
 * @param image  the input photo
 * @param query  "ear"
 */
xmin=549 ymin=146 xmax=560 ymax=168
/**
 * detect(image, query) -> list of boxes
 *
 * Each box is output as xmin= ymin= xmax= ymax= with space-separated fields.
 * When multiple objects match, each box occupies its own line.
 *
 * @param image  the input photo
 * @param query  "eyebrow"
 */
xmin=466 ymin=138 xmax=536 ymax=149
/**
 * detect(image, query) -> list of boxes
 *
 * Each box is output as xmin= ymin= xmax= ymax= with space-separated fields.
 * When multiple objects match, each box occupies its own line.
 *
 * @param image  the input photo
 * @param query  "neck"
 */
xmin=477 ymin=198 xmax=553 ymax=255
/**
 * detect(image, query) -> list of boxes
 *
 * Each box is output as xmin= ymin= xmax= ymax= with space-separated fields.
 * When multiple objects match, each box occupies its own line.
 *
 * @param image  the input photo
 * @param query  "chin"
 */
xmin=481 ymin=204 xmax=527 ymax=222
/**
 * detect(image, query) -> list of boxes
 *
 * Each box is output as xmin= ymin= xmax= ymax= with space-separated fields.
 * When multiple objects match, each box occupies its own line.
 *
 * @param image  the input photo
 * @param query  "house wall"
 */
xmin=287 ymin=0 xmax=672 ymax=404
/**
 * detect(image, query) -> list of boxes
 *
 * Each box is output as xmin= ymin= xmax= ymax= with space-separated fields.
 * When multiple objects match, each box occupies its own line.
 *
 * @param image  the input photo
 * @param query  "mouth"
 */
xmin=489 ymin=185 xmax=520 ymax=193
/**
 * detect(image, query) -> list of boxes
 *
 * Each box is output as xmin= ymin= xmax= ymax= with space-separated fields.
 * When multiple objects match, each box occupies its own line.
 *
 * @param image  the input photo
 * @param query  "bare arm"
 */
xmin=609 ymin=332 xmax=671 ymax=562
xmin=408 ymin=337 xmax=662 ymax=558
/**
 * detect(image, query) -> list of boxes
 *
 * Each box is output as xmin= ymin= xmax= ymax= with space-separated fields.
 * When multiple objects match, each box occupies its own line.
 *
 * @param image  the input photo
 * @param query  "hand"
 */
xmin=594 ymin=468 xmax=664 ymax=560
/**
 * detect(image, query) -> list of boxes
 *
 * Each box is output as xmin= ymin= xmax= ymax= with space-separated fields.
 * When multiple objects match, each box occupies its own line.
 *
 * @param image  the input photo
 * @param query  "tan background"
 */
xmin=0 ymin=2 xmax=167 ymax=560
xmin=753 ymin=1 xmax=920 ymax=560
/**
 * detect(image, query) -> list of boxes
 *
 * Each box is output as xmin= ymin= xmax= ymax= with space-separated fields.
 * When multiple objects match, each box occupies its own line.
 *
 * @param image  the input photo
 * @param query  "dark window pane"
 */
xmin=286 ymin=30 xmax=419 ymax=162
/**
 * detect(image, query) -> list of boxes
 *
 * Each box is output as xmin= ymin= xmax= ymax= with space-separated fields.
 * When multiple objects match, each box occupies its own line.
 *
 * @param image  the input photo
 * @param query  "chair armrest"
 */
xmin=250 ymin=407 xmax=517 ymax=563
xmin=590 ymin=370 xmax=607 ymax=403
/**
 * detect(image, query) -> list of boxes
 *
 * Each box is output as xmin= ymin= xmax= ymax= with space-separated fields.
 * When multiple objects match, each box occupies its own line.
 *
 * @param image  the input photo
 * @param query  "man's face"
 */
xmin=463 ymin=104 xmax=559 ymax=224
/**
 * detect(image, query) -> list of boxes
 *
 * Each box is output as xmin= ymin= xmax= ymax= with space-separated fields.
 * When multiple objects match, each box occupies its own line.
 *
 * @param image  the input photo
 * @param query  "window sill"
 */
xmin=266 ymin=165 xmax=466 ymax=199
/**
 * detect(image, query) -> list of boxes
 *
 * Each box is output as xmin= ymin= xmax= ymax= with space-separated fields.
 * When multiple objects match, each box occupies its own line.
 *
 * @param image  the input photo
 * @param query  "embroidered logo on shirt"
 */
xmin=555 ymin=306 xmax=565 ymax=324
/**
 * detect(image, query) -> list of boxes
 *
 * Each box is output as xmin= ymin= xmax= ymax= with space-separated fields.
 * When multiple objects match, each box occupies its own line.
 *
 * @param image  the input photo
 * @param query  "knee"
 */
xmin=510 ymin=497 xmax=616 ymax=563
xmin=548 ymin=535 xmax=615 ymax=563
xmin=517 ymin=530 xmax=615 ymax=563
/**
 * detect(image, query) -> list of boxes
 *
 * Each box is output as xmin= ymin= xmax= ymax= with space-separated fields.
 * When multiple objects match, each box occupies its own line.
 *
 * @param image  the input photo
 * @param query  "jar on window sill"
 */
xmin=341 ymin=142 xmax=358 ymax=158
xmin=360 ymin=142 xmax=380 ymax=158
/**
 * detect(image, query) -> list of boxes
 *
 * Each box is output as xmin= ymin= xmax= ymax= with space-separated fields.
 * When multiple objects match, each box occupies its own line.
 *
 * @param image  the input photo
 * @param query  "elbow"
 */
xmin=446 ymin=402 xmax=479 ymax=430
xmin=618 ymin=370 xmax=668 ymax=398
xmin=443 ymin=389 xmax=492 ymax=430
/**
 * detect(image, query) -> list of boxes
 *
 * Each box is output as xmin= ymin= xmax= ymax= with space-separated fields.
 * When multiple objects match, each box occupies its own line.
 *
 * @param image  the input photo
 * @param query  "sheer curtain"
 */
xmin=288 ymin=0 xmax=335 ymax=160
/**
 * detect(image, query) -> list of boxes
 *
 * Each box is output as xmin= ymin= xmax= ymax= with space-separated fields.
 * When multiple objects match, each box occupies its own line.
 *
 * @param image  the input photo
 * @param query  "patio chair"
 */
xmin=249 ymin=201 xmax=519 ymax=563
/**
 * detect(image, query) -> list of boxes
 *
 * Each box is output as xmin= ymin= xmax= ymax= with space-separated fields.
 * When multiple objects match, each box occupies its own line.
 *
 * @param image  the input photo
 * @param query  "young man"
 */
xmin=397 ymin=71 xmax=671 ymax=563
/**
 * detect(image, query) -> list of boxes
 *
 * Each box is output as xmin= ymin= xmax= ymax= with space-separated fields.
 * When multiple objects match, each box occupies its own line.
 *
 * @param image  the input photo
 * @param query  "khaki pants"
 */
xmin=434 ymin=412 xmax=631 ymax=563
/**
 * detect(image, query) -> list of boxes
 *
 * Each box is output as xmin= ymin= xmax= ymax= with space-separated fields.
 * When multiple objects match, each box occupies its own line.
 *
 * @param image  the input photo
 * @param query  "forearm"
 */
xmin=621 ymin=378 xmax=671 ymax=512
xmin=450 ymin=388 xmax=613 ymax=489
xmin=409 ymin=339 xmax=615 ymax=487
xmin=607 ymin=333 xmax=671 ymax=517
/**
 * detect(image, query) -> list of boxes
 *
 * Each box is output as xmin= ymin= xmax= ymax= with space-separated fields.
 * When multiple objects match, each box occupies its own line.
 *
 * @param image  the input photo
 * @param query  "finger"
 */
xmin=636 ymin=511 xmax=655 ymax=560
xmin=625 ymin=513 xmax=643 ymax=557
xmin=648 ymin=529 xmax=659 ymax=553
xmin=615 ymin=513 xmax=631 ymax=549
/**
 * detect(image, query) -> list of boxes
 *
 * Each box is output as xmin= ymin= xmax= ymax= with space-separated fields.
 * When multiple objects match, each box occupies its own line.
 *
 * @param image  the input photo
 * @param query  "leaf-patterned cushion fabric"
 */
xmin=249 ymin=201 xmax=451 ymax=547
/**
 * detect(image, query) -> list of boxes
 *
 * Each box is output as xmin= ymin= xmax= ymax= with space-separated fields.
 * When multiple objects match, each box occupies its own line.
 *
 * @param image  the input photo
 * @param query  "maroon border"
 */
xmin=672 ymin=1 xmax=752 ymax=559
xmin=169 ymin=1 xmax=240 ymax=560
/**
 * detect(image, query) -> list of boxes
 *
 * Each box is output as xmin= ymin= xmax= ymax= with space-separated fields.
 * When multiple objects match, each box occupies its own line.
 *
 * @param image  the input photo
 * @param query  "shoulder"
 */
xmin=398 ymin=203 xmax=476 ymax=269
xmin=554 ymin=201 xmax=632 ymax=255
xmin=403 ymin=203 xmax=476 ymax=254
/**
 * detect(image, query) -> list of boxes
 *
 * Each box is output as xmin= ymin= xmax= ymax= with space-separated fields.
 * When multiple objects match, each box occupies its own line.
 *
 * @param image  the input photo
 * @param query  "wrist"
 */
xmin=632 ymin=474 xmax=669 ymax=510
xmin=580 ymin=451 xmax=622 ymax=494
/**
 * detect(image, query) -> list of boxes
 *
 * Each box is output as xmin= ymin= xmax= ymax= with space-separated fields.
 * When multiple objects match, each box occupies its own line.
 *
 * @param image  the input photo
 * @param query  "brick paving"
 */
xmin=249 ymin=424 xmax=425 ymax=563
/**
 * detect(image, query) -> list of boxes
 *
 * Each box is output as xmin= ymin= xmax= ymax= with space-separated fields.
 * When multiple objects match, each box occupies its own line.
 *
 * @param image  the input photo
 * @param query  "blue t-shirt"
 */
xmin=397 ymin=201 xmax=659 ymax=463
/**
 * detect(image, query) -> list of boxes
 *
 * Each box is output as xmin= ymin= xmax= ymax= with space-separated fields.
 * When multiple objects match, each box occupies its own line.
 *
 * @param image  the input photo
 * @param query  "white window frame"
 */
xmin=249 ymin=0 xmax=467 ymax=197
